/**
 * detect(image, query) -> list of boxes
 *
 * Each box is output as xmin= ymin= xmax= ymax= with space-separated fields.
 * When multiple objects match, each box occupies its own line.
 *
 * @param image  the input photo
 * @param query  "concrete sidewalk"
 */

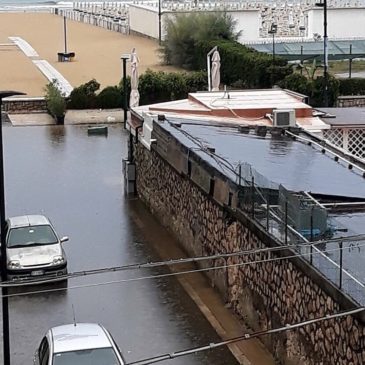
xmin=8 ymin=109 xmax=124 ymax=126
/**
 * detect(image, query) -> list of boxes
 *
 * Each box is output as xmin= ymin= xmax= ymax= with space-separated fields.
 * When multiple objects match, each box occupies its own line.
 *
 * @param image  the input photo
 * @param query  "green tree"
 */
xmin=44 ymin=80 xmax=66 ymax=118
xmin=161 ymin=12 xmax=240 ymax=69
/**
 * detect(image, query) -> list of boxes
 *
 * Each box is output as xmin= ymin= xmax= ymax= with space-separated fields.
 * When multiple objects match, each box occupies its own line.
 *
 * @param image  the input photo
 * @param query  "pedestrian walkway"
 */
xmin=8 ymin=36 xmax=39 ymax=58
xmin=8 ymin=109 xmax=124 ymax=126
xmin=8 ymin=36 xmax=73 ymax=96
xmin=32 ymin=59 xmax=73 ymax=96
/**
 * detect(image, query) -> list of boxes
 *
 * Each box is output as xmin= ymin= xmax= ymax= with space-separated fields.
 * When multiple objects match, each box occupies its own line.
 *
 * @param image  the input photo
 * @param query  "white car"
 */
xmin=34 ymin=323 xmax=126 ymax=365
xmin=5 ymin=215 xmax=68 ymax=281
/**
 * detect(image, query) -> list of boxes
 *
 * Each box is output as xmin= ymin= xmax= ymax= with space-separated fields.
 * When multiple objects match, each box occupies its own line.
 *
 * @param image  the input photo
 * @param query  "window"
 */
xmin=53 ymin=348 xmax=121 ymax=365
xmin=39 ymin=337 xmax=50 ymax=365
xmin=7 ymin=225 xmax=58 ymax=248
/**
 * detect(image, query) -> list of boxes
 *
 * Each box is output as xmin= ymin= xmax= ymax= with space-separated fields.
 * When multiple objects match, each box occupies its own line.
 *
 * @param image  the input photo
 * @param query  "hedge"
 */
xmin=138 ymin=70 xmax=207 ymax=105
xmin=190 ymin=39 xmax=292 ymax=88
xmin=278 ymin=73 xmax=340 ymax=107
xmin=67 ymin=79 xmax=100 ymax=109
xmin=338 ymin=78 xmax=365 ymax=96
xmin=66 ymin=71 xmax=208 ymax=110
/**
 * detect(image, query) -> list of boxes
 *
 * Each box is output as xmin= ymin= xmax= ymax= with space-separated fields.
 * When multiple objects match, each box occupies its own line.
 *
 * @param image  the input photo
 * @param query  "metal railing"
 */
xmin=235 ymin=161 xmax=365 ymax=305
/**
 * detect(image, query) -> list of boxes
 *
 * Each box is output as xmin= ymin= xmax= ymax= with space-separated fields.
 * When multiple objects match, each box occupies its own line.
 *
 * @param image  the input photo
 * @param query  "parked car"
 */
xmin=34 ymin=323 xmax=126 ymax=365
xmin=5 ymin=215 xmax=68 ymax=281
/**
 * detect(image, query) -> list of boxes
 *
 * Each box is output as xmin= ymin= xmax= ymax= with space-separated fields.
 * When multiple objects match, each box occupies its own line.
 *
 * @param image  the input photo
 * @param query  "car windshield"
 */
xmin=7 ymin=225 xmax=58 ymax=248
xmin=53 ymin=348 xmax=121 ymax=365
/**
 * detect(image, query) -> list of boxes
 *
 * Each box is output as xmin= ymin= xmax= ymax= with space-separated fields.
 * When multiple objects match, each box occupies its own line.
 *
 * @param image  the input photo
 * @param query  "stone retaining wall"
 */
xmin=336 ymin=96 xmax=365 ymax=108
xmin=133 ymin=128 xmax=365 ymax=365
xmin=3 ymin=97 xmax=47 ymax=113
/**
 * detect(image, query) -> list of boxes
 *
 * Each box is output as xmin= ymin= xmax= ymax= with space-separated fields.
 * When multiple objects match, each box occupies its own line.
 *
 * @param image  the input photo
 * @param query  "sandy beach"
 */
xmin=0 ymin=12 xmax=177 ymax=97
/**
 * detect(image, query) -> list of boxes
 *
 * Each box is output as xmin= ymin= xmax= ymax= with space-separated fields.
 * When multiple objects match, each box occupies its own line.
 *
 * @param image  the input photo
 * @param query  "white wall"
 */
xmin=128 ymin=5 xmax=259 ymax=42
xmin=306 ymin=8 xmax=365 ymax=39
xmin=129 ymin=5 xmax=160 ymax=39
xmin=230 ymin=10 xmax=260 ymax=42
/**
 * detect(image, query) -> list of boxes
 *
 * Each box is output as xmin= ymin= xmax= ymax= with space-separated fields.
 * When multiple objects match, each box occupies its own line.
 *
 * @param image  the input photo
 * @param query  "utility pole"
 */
xmin=158 ymin=0 xmax=162 ymax=45
xmin=323 ymin=0 xmax=328 ymax=107
xmin=121 ymin=54 xmax=130 ymax=128
xmin=0 ymin=90 xmax=25 ymax=365
xmin=316 ymin=0 xmax=328 ymax=106
xmin=268 ymin=23 xmax=277 ymax=87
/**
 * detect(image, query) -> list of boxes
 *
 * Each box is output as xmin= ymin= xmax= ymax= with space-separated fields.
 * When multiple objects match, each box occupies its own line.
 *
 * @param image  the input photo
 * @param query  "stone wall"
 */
xmin=336 ymin=96 xmax=365 ymax=108
xmin=133 ymin=129 xmax=365 ymax=365
xmin=2 ymin=97 xmax=47 ymax=113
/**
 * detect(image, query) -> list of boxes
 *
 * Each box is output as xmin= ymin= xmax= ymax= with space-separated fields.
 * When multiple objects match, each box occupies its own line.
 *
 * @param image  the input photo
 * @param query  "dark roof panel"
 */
xmin=162 ymin=119 xmax=365 ymax=199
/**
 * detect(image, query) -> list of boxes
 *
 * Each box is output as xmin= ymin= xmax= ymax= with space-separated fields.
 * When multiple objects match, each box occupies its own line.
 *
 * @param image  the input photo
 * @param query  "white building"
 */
xmin=306 ymin=7 xmax=365 ymax=39
xmin=128 ymin=3 xmax=260 ymax=43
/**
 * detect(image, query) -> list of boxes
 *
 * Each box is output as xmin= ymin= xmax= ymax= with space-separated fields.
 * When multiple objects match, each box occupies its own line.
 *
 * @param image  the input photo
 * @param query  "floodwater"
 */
xmin=0 ymin=123 xmax=237 ymax=365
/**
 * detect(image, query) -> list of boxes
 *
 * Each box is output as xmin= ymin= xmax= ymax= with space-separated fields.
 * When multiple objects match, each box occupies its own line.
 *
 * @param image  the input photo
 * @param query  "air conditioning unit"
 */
xmin=272 ymin=109 xmax=296 ymax=127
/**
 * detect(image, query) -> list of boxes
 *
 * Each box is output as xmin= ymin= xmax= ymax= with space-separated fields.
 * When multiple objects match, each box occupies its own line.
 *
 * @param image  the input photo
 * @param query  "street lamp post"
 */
xmin=349 ymin=43 xmax=352 ymax=79
xmin=121 ymin=54 xmax=130 ymax=129
xmin=158 ymin=0 xmax=162 ymax=45
xmin=315 ymin=0 xmax=328 ymax=107
xmin=268 ymin=23 xmax=277 ymax=86
xmin=299 ymin=25 xmax=306 ymax=75
xmin=0 ymin=90 xmax=25 ymax=365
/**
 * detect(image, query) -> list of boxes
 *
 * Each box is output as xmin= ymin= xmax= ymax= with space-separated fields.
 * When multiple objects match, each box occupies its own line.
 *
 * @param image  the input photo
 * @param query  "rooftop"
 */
xmin=134 ymin=89 xmax=329 ymax=133
xmin=317 ymin=107 xmax=365 ymax=127
xmin=159 ymin=118 xmax=365 ymax=199
xmin=51 ymin=323 xmax=112 ymax=353
xmin=248 ymin=39 xmax=365 ymax=61
xmin=8 ymin=215 xmax=50 ymax=228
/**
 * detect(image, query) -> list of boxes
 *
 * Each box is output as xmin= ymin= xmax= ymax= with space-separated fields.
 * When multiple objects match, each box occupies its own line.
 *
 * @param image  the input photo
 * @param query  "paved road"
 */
xmin=335 ymin=71 xmax=365 ymax=78
xmin=1 ymin=123 xmax=236 ymax=364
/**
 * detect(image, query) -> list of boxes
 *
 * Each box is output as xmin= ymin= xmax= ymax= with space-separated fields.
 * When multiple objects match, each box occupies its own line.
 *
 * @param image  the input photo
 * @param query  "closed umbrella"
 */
xmin=129 ymin=48 xmax=140 ymax=108
xmin=211 ymin=50 xmax=221 ymax=91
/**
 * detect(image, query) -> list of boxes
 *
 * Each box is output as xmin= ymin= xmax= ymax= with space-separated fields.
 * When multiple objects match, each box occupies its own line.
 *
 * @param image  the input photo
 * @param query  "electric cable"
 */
xmin=2 ymin=237 xmax=365 ymax=299
xmin=126 ymin=307 xmax=365 ymax=365
xmin=2 ymin=233 xmax=364 ymax=288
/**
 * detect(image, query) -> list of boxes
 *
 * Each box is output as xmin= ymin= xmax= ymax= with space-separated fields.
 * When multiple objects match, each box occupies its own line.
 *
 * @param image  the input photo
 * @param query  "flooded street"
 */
xmin=1 ymin=123 xmax=237 ymax=365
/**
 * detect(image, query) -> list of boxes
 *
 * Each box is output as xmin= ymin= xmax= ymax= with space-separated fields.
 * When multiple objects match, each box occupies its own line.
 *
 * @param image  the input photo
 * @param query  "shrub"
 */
xmin=278 ymin=72 xmax=340 ymax=107
xmin=310 ymin=75 xmax=340 ymax=107
xmin=44 ymin=80 xmax=66 ymax=118
xmin=138 ymin=69 xmax=208 ymax=105
xmin=66 ymin=71 xmax=207 ymax=110
xmin=96 ymin=86 xmax=123 ymax=109
xmin=191 ymin=39 xmax=292 ymax=88
xmin=277 ymin=73 xmax=311 ymax=96
xmin=67 ymin=79 xmax=100 ymax=109
xmin=184 ymin=71 xmax=208 ymax=93
xmin=338 ymin=78 xmax=365 ymax=95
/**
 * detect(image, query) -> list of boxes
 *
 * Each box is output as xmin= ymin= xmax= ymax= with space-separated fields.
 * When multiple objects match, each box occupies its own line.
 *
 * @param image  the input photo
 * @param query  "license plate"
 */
xmin=31 ymin=270 xmax=44 ymax=276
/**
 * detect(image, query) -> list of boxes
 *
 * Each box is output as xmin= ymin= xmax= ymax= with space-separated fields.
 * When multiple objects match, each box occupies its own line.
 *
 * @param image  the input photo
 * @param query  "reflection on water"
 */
xmin=47 ymin=125 xmax=67 ymax=146
xmin=269 ymin=136 xmax=294 ymax=156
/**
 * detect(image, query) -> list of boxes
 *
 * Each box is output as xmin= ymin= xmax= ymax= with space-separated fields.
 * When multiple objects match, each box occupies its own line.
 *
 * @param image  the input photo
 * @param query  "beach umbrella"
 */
xmin=130 ymin=48 xmax=140 ymax=108
xmin=211 ymin=50 xmax=221 ymax=91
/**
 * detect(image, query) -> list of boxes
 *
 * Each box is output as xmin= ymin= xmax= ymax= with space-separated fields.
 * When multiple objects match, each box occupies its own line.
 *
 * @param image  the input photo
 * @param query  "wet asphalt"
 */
xmin=0 ymin=123 xmax=237 ymax=365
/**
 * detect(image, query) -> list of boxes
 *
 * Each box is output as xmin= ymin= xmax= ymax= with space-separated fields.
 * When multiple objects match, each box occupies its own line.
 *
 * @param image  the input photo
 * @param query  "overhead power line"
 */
xmin=2 ymin=234 xmax=364 ymax=289
xmin=127 ymin=307 xmax=365 ymax=365
xmin=2 ymin=237 xmax=365 ymax=299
